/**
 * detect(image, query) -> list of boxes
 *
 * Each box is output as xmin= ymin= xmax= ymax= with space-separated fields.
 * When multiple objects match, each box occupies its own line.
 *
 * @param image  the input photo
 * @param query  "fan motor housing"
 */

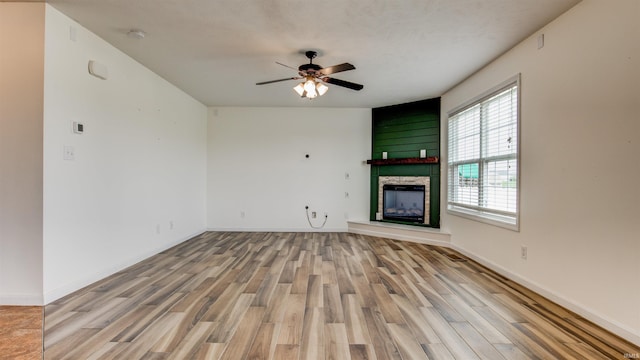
xmin=299 ymin=63 xmax=322 ymax=72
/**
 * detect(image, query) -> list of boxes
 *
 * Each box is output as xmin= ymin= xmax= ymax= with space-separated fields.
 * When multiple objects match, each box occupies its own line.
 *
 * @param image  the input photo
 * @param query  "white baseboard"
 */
xmin=43 ymin=230 xmax=206 ymax=304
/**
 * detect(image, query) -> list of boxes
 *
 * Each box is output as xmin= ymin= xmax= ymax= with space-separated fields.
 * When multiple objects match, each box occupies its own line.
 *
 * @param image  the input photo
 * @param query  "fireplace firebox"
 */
xmin=382 ymin=184 xmax=425 ymax=223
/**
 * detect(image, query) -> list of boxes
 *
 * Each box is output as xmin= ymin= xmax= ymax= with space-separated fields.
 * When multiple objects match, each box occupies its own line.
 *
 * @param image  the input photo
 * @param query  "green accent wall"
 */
xmin=370 ymin=98 xmax=440 ymax=228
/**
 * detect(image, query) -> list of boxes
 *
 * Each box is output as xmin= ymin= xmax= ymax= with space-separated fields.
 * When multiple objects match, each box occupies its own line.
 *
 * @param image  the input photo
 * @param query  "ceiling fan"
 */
xmin=256 ymin=50 xmax=363 ymax=99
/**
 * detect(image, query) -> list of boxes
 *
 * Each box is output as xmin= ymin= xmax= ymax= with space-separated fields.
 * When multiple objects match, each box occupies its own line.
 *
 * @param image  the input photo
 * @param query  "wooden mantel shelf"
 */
xmin=366 ymin=156 xmax=439 ymax=165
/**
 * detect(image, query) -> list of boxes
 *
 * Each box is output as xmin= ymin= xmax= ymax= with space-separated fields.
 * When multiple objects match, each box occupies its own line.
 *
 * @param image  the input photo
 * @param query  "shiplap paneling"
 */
xmin=370 ymin=98 xmax=441 ymax=227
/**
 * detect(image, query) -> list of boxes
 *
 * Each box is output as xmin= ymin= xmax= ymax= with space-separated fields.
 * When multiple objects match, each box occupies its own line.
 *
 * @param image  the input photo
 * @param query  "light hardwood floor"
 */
xmin=44 ymin=232 xmax=639 ymax=359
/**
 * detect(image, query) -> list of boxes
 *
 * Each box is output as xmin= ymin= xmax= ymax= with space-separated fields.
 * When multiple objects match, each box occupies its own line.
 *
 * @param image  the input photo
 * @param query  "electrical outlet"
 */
xmin=521 ymin=245 xmax=528 ymax=260
xmin=312 ymin=211 xmax=317 ymax=219
xmin=63 ymin=145 xmax=75 ymax=161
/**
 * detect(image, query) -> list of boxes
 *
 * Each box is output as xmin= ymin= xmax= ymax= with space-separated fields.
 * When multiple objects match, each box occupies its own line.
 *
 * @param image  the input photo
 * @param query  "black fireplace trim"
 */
xmin=382 ymin=184 xmax=426 ymax=223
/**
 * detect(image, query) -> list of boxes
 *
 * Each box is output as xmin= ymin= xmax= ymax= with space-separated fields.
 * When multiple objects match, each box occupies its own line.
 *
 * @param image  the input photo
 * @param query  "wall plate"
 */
xmin=73 ymin=121 xmax=84 ymax=134
xmin=88 ymin=60 xmax=108 ymax=80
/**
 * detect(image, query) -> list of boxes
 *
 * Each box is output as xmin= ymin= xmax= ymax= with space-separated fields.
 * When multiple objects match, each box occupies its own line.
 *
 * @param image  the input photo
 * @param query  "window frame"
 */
xmin=446 ymin=74 xmax=521 ymax=231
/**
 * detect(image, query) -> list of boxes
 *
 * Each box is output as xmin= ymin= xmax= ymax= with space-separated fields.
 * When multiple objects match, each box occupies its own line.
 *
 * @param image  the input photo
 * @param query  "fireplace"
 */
xmin=377 ymin=176 xmax=430 ymax=225
xmin=383 ymin=184 xmax=425 ymax=223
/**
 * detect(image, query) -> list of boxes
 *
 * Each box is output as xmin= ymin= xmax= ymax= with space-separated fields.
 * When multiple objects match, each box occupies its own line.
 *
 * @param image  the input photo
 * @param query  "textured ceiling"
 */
xmin=43 ymin=0 xmax=581 ymax=108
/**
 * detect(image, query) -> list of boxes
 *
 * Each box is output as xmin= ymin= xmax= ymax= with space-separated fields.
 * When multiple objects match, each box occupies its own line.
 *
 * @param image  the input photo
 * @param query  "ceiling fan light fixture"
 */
xmin=316 ymin=82 xmax=328 ymax=96
xmin=293 ymin=83 xmax=305 ymax=96
xmin=259 ymin=51 xmax=362 ymax=99
xmin=292 ymin=78 xmax=325 ymax=99
xmin=303 ymin=79 xmax=316 ymax=92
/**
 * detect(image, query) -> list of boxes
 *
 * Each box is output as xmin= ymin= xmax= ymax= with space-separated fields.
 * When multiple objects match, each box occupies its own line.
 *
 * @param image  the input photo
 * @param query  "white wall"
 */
xmin=207 ymin=107 xmax=371 ymax=232
xmin=43 ymin=6 xmax=208 ymax=303
xmin=0 ymin=3 xmax=45 ymax=305
xmin=441 ymin=0 xmax=640 ymax=344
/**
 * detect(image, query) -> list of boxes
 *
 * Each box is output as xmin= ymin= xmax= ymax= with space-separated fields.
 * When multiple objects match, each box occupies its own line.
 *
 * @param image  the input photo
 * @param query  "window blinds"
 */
xmin=448 ymin=80 xmax=519 ymax=226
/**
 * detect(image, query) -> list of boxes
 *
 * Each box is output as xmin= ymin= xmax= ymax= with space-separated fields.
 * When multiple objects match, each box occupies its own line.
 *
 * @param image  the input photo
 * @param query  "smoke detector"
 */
xmin=126 ymin=29 xmax=146 ymax=39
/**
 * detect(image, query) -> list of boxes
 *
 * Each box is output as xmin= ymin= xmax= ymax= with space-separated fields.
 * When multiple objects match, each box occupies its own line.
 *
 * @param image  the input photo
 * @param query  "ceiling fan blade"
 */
xmin=322 ymin=77 xmax=364 ymax=91
xmin=256 ymin=77 xmax=300 ymax=85
xmin=319 ymin=63 xmax=355 ymax=75
xmin=276 ymin=61 xmax=298 ymax=71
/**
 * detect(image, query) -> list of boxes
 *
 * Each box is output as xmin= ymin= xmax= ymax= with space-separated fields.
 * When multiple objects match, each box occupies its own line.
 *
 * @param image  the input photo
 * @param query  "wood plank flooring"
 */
xmin=44 ymin=232 xmax=639 ymax=359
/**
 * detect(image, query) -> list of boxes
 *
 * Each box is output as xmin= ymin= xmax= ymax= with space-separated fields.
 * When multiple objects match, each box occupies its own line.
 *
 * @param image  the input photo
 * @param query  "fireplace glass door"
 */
xmin=382 ymin=184 xmax=425 ymax=223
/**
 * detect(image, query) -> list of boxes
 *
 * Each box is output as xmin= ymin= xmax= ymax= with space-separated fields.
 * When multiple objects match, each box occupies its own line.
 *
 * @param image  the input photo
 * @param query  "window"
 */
xmin=447 ymin=75 xmax=520 ymax=229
